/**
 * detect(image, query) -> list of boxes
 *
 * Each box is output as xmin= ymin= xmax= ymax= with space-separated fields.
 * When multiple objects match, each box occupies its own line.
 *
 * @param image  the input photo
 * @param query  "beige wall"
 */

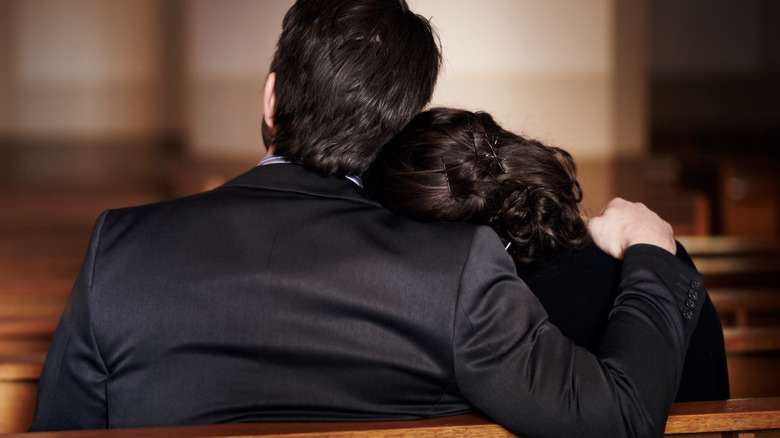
xmin=410 ymin=0 xmax=646 ymax=210
xmin=0 ymin=1 xmax=12 ymax=134
xmin=5 ymin=0 xmax=162 ymax=140
xmin=184 ymin=0 xmax=292 ymax=159
xmin=415 ymin=0 xmax=619 ymax=157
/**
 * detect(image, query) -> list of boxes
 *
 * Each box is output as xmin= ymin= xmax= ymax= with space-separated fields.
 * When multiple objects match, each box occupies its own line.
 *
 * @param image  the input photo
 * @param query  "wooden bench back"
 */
xmin=1 ymin=398 xmax=779 ymax=437
xmin=0 ymin=353 xmax=45 ymax=434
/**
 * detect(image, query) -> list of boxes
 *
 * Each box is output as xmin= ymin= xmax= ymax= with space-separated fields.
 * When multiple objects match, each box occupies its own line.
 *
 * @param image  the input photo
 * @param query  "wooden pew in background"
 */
xmin=0 ymin=398 xmax=778 ymax=438
xmin=0 ymin=193 xmax=166 ymax=324
xmin=0 ymin=192 xmax=165 ymax=236
xmin=710 ymin=288 xmax=780 ymax=328
xmin=0 ymin=279 xmax=70 ymax=323
xmin=723 ymin=326 xmax=780 ymax=399
xmin=0 ymin=316 xmax=58 ymax=356
xmin=0 ymin=234 xmax=83 ymax=356
xmin=0 ymin=184 xmax=168 ymax=434
xmin=679 ymin=236 xmax=780 ymax=289
xmin=679 ymin=236 xmax=780 ymax=399
xmin=0 ymin=353 xmax=44 ymax=434
xmin=679 ymin=236 xmax=780 ymax=257
xmin=0 ymin=191 xmax=167 ymax=347
xmin=680 ymin=238 xmax=780 ymax=322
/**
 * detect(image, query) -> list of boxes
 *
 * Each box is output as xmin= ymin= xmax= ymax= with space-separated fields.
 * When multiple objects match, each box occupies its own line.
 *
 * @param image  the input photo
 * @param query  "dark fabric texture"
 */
xmin=31 ymin=164 xmax=707 ymax=438
xmin=515 ymin=242 xmax=730 ymax=402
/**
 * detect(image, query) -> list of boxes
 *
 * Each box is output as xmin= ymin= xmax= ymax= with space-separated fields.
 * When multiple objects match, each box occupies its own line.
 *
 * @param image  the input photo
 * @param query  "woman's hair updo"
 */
xmin=367 ymin=107 xmax=589 ymax=263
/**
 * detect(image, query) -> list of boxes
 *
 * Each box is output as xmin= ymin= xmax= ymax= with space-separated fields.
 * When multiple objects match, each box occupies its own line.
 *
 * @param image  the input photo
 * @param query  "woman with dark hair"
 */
xmin=366 ymin=107 xmax=730 ymax=402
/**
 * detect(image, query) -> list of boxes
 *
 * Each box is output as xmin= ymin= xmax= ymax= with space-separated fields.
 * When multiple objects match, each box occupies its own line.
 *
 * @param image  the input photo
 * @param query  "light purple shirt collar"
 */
xmin=259 ymin=155 xmax=363 ymax=187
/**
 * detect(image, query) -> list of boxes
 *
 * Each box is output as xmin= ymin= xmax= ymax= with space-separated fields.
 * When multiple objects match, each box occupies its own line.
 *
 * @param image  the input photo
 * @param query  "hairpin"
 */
xmin=477 ymin=133 xmax=506 ymax=177
xmin=441 ymin=156 xmax=454 ymax=197
xmin=468 ymin=118 xmax=506 ymax=177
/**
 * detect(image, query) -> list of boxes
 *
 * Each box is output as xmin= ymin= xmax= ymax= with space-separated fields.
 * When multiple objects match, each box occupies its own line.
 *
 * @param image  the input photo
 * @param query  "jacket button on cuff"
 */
xmin=683 ymin=307 xmax=694 ymax=320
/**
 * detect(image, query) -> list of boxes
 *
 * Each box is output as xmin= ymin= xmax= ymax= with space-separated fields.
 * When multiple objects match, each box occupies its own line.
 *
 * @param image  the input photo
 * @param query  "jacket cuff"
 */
xmin=623 ymin=243 xmax=706 ymax=329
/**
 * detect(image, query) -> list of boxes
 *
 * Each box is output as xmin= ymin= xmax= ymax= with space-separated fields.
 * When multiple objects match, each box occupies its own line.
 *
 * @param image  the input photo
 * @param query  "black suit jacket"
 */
xmin=31 ymin=164 xmax=707 ymax=437
xmin=516 ymin=242 xmax=730 ymax=402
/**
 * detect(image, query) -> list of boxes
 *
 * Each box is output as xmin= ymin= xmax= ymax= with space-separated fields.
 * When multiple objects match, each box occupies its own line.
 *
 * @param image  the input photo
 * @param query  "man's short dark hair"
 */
xmin=267 ymin=0 xmax=441 ymax=176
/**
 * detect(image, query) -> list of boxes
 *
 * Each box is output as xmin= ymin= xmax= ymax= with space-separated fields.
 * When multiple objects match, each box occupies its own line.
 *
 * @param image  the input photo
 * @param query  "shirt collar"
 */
xmin=259 ymin=154 xmax=363 ymax=187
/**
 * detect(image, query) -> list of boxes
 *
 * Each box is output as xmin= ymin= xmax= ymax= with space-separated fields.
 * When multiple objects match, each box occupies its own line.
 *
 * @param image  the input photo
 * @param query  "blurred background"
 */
xmin=1 ymin=0 xmax=779 ymax=432
xmin=1 ymin=0 xmax=779 ymax=231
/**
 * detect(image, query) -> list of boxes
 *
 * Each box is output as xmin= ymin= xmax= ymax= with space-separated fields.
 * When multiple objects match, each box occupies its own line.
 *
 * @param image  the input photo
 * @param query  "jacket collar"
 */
xmin=221 ymin=163 xmax=381 ymax=207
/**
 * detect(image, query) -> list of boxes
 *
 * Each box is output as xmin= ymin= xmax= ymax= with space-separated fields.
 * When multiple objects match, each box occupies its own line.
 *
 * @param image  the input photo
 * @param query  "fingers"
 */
xmin=588 ymin=198 xmax=676 ymax=259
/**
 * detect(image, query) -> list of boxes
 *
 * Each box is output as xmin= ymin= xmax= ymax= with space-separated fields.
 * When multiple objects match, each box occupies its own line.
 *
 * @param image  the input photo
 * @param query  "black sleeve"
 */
xmin=674 ymin=241 xmax=730 ymax=401
xmin=29 ymin=212 xmax=110 ymax=431
xmin=453 ymin=228 xmax=706 ymax=438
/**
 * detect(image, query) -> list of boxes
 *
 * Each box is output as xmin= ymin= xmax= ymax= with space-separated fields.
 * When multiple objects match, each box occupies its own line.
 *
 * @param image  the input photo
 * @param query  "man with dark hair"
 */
xmin=266 ymin=0 xmax=440 ymax=176
xmin=31 ymin=1 xmax=706 ymax=437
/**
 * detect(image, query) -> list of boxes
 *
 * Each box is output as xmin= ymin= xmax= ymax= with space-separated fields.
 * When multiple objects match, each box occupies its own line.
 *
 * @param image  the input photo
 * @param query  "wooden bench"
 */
xmin=0 ymin=233 xmax=776 ymax=434
xmin=723 ymin=326 xmax=780 ymax=398
xmin=710 ymin=288 xmax=780 ymax=327
xmin=665 ymin=397 xmax=780 ymax=436
xmin=681 ymin=238 xmax=780 ymax=288
xmin=0 ymin=233 xmax=90 ymax=258
xmin=0 ymin=260 xmax=81 ymax=283
xmin=0 ymin=316 xmax=59 ymax=355
xmin=0 ymin=327 xmax=777 ymax=430
xmin=692 ymin=257 xmax=780 ymax=288
xmin=0 ymin=353 xmax=45 ymax=434
xmin=0 ymin=192 xmax=164 ymax=235
xmin=0 ymin=281 xmax=70 ymax=320
xmin=678 ymin=236 xmax=780 ymax=288
xmin=0 ymin=398 xmax=778 ymax=437
xmin=0 ymin=234 xmax=82 ymax=327
xmin=679 ymin=236 xmax=780 ymax=258
xmin=0 ymin=233 xmax=86 ymax=317
xmin=724 ymin=327 xmax=780 ymax=353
